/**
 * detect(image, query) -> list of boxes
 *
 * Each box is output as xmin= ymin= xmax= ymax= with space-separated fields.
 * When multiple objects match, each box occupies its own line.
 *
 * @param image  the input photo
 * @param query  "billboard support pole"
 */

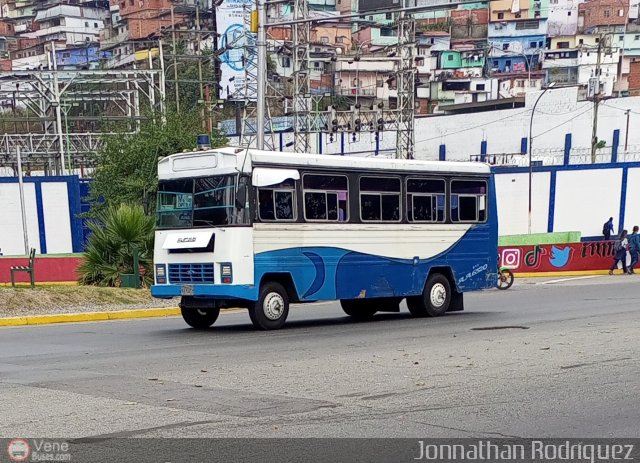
xmin=256 ymin=0 xmax=266 ymax=150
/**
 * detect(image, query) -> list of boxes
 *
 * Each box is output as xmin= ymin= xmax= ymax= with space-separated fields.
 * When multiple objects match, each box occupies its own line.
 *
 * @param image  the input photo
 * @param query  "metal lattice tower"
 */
xmin=238 ymin=4 xmax=276 ymax=150
xmin=0 ymin=69 xmax=165 ymax=174
xmin=395 ymin=12 xmax=416 ymax=160
xmin=239 ymin=5 xmax=260 ymax=148
xmin=292 ymin=0 xmax=312 ymax=153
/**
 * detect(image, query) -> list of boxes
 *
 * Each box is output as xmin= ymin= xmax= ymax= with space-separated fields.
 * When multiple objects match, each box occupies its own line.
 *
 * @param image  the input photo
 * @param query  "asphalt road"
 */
xmin=1 ymin=275 xmax=639 ymax=443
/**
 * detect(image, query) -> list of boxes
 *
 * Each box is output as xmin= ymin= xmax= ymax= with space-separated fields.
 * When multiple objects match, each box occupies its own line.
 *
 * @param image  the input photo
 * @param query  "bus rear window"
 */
xmin=451 ymin=180 xmax=487 ymax=223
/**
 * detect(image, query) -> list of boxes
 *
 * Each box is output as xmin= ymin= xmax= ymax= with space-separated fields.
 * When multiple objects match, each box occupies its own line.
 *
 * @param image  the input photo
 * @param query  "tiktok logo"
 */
xmin=524 ymin=245 xmax=547 ymax=269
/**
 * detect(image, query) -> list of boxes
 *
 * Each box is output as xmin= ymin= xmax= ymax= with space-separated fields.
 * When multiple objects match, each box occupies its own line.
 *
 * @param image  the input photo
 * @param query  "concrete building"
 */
xmin=55 ymin=44 xmax=111 ymax=69
xmin=613 ymin=30 xmax=640 ymax=94
xmin=488 ymin=0 xmax=549 ymax=85
xmin=450 ymin=7 xmax=489 ymax=49
xmin=496 ymin=71 xmax=544 ymax=96
xmin=0 ymin=19 xmax=14 ymax=61
xmin=31 ymin=3 xmax=108 ymax=46
xmin=547 ymin=0 xmax=584 ymax=36
xmin=543 ymin=34 xmax=619 ymax=94
xmin=335 ymin=57 xmax=395 ymax=100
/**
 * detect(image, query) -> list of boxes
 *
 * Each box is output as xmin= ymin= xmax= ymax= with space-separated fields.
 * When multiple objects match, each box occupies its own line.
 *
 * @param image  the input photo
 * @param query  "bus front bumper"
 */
xmin=151 ymin=284 xmax=258 ymax=301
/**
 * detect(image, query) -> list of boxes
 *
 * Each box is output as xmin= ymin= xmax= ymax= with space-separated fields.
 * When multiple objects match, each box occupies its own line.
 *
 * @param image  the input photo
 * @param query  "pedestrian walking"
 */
xmin=609 ymin=230 xmax=629 ymax=275
xmin=628 ymin=225 xmax=640 ymax=274
xmin=603 ymin=217 xmax=614 ymax=241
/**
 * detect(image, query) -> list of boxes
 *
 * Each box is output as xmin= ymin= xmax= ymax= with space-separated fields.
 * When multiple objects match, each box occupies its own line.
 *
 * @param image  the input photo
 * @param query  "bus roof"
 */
xmin=159 ymin=147 xmax=491 ymax=178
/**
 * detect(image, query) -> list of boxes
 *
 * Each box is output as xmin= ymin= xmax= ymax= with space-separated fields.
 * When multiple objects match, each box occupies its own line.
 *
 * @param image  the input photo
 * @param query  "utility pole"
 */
xmin=195 ymin=2 xmax=205 ymax=128
xmin=158 ymin=39 xmax=166 ymax=123
xmin=624 ymin=109 xmax=630 ymax=152
xmin=256 ymin=0 xmax=267 ymax=150
xmin=17 ymin=147 xmax=30 ymax=255
xmin=48 ymin=41 xmax=66 ymax=175
xmin=590 ymin=34 xmax=603 ymax=164
xmin=171 ymin=5 xmax=180 ymax=113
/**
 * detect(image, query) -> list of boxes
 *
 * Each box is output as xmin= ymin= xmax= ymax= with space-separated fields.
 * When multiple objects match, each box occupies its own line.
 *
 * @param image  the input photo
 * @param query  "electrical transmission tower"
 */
xmin=0 ymin=68 xmax=165 ymax=174
xmin=248 ymin=0 xmax=419 ymax=158
xmin=395 ymin=11 xmax=417 ymax=159
xmin=292 ymin=0 xmax=313 ymax=153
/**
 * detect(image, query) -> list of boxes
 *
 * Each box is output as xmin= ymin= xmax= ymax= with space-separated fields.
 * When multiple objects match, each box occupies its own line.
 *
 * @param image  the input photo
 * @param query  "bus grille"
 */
xmin=168 ymin=263 xmax=215 ymax=284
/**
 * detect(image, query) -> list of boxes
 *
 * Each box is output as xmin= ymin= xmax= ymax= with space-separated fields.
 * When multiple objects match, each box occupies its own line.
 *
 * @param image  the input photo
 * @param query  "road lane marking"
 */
xmin=537 ymin=275 xmax=601 ymax=285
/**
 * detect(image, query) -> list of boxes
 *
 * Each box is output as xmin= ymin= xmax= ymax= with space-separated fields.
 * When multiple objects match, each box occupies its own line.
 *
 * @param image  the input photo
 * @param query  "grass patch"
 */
xmin=0 ymin=285 xmax=158 ymax=315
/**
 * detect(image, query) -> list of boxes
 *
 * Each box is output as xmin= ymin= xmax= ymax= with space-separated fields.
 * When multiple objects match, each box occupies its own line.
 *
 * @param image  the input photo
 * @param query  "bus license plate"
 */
xmin=181 ymin=285 xmax=194 ymax=296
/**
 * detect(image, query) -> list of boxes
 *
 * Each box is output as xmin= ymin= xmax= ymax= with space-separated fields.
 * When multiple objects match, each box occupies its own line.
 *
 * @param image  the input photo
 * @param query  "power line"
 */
xmin=600 ymin=101 xmax=640 ymax=115
xmin=532 ymin=105 xmax=593 ymax=138
xmin=415 ymin=108 xmax=530 ymax=145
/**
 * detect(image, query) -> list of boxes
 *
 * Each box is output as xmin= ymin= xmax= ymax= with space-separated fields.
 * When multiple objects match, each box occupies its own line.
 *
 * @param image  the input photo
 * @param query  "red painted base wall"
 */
xmin=499 ymin=241 xmax=619 ymax=273
xmin=0 ymin=241 xmax=623 ymax=284
xmin=0 ymin=257 xmax=82 ymax=284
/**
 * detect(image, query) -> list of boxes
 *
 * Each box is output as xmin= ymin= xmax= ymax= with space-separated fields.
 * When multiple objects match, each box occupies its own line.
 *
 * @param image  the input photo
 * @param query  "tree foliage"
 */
xmin=89 ymin=109 xmax=227 ymax=215
xmin=78 ymin=204 xmax=155 ymax=287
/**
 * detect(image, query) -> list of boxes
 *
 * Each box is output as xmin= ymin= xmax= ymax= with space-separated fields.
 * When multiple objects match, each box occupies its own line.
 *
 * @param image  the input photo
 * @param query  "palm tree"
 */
xmin=78 ymin=204 xmax=155 ymax=287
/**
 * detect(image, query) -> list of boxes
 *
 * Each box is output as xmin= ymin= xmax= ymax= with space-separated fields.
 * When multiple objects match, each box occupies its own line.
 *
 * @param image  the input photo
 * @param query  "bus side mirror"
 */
xmin=235 ymin=180 xmax=247 ymax=210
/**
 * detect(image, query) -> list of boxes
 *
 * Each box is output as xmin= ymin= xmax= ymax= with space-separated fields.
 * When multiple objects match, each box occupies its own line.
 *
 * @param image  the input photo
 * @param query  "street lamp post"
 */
xmin=528 ymin=82 xmax=556 ymax=234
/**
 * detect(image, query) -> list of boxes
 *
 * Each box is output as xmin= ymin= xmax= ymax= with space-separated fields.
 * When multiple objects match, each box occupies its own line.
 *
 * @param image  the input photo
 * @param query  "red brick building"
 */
xmin=116 ymin=0 xmax=177 ymax=40
xmin=578 ymin=0 xmax=629 ymax=31
xmin=629 ymin=60 xmax=640 ymax=95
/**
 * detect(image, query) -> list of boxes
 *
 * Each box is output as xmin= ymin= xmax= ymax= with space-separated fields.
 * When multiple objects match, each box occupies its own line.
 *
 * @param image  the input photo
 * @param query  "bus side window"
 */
xmin=359 ymin=176 xmax=401 ymax=222
xmin=258 ymin=179 xmax=296 ymax=221
xmin=407 ymin=178 xmax=446 ymax=223
xmin=302 ymin=174 xmax=349 ymax=222
xmin=258 ymin=189 xmax=276 ymax=220
xmin=451 ymin=179 xmax=487 ymax=223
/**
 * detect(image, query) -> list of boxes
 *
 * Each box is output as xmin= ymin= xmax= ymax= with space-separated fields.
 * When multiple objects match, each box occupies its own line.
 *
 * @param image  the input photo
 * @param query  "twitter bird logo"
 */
xmin=549 ymin=246 xmax=572 ymax=268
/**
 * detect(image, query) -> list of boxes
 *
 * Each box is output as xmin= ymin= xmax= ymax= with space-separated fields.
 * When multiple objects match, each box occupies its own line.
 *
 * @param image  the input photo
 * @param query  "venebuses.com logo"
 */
xmin=6 ymin=439 xmax=30 ymax=462
xmin=5 ymin=439 xmax=71 ymax=462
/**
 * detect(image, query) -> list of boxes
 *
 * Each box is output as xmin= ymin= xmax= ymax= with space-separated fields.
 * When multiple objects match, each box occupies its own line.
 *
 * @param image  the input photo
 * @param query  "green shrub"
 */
xmin=78 ymin=204 xmax=155 ymax=287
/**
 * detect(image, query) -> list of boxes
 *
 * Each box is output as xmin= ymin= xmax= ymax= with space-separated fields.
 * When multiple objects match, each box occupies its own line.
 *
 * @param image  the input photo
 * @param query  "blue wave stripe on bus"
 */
xmin=301 ymin=252 xmax=326 ymax=298
xmin=254 ymin=226 xmax=496 ymax=301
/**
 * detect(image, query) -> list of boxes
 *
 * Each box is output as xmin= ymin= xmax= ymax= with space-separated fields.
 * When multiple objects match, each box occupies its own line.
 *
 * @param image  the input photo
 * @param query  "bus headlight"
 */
xmin=220 ymin=263 xmax=233 ymax=284
xmin=155 ymin=264 xmax=167 ymax=284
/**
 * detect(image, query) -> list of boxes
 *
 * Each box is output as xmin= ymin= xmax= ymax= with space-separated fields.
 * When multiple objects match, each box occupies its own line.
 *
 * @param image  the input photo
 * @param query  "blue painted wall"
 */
xmin=0 ymin=176 xmax=87 ymax=255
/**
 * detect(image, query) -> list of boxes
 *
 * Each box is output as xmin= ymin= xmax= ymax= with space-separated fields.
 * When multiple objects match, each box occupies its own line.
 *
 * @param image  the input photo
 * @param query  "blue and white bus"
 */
xmin=151 ymin=147 xmax=498 ymax=330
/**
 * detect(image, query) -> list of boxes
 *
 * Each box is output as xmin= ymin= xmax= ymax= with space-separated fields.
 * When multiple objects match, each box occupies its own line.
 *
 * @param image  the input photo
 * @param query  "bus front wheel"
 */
xmin=407 ymin=274 xmax=451 ymax=318
xmin=340 ymin=300 xmax=378 ymax=321
xmin=249 ymin=282 xmax=290 ymax=330
xmin=180 ymin=305 xmax=220 ymax=329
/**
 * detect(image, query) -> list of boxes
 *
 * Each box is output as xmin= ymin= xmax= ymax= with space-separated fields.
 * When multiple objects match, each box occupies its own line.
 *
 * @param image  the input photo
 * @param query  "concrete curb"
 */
xmin=0 ymin=307 xmax=182 ymax=327
xmin=0 ymin=307 xmax=248 ymax=327
xmin=515 ymin=270 xmax=610 ymax=277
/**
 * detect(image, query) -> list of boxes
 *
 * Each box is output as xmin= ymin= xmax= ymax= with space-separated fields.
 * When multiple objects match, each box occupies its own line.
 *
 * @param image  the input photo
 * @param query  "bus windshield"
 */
xmin=156 ymin=174 xmax=248 ymax=229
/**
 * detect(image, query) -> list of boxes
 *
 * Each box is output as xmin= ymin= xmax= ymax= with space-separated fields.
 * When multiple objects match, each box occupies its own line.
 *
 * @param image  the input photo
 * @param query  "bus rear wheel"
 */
xmin=340 ymin=300 xmax=378 ymax=321
xmin=249 ymin=282 xmax=289 ymax=330
xmin=407 ymin=274 xmax=451 ymax=318
xmin=180 ymin=299 xmax=220 ymax=329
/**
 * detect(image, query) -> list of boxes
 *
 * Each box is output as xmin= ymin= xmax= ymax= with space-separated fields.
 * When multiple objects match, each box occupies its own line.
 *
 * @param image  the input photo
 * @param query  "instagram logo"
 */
xmin=501 ymin=249 xmax=521 ymax=269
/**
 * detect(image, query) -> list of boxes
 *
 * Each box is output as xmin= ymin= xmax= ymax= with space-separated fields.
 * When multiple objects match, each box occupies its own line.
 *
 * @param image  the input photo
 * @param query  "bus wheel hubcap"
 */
xmin=430 ymin=284 xmax=446 ymax=307
xmin=264 ymin=293 xmax=284 ymax=320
